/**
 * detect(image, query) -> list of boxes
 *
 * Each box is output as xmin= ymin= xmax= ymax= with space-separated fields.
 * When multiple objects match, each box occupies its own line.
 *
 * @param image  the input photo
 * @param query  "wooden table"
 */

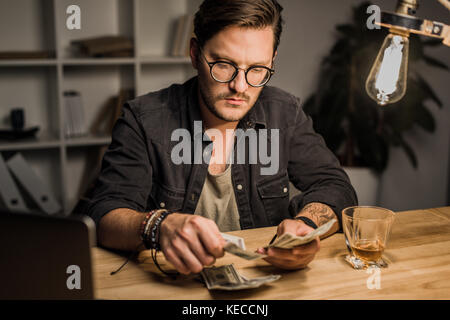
xmin=92 ymin=207 xmax=450 ymax=300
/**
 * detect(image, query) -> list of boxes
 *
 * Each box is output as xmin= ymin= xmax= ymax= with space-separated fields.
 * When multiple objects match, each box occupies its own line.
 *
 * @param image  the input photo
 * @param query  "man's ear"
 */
xmin=190 ymin=38 xmax=199 ymax=70
xmin=272 ymin=50 xmax=278 ymax=63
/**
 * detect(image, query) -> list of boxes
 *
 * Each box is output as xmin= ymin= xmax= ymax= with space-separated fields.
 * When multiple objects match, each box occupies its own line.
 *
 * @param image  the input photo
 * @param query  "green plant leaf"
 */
xmin=423 ymin=55 xmax=449 ymax=70
xmin=329 ymin=38 xmax=352 ymax=57
xmin=302 ymin=94 xmax=316 ymax=116
xmin=415 ymin=74 xmax=443 ymax=108
xmin=414 ymin=104 xmax=436 ymax=133
xmin=398 ymin=136 xmax=418 ymax=169
xmin=409 ymin=35 xmax=424 ymax=62
xmin=355 ymin=130 xmax=389 ymax=172
xmin=423 ymin=39 xmax=444 ymax=47
xmin=336 ymin=24 xmax=357 ymax=38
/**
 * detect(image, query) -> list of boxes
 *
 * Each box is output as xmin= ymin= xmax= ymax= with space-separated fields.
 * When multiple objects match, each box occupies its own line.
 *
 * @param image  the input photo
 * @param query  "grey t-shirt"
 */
xmin=194 ymin=164 xmax=241 ymax=232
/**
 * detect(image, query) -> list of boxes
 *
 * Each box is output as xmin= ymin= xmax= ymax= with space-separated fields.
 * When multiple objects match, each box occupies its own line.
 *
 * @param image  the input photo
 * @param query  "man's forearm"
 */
xmin=98 ymin=208 xmax=146 ymax=251
xmin=295 ymin=202 xmax=339 ymax=238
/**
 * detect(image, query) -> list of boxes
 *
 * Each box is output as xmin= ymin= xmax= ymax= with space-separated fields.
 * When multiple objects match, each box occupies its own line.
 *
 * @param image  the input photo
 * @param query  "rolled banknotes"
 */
xmin=266 ymin=218 xmax=337 ymax=249
xmin=224 ymin=242 xmax=267 ymax=260
xmin=221 ymin=232 xmax=246 ymax=250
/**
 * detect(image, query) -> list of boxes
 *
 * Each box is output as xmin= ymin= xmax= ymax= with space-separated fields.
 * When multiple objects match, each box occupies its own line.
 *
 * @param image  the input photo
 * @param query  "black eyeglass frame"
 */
xmin=199 ymin=48 xmax=275 ymax=88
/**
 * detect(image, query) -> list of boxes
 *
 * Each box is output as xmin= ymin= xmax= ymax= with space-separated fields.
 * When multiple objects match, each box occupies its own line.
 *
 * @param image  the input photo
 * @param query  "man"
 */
xmin=86 ymin=0 xmax=357 ymax=275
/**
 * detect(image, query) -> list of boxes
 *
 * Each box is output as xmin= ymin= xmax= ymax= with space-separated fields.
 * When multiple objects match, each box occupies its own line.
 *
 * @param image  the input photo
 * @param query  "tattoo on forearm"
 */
xmin=299 ymin=203 xmax=336 ymax=226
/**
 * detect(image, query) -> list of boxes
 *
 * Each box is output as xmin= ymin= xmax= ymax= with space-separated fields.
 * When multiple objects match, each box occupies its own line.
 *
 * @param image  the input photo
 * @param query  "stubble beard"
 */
xmin=198 ymin=81 xmax=256 ymax=122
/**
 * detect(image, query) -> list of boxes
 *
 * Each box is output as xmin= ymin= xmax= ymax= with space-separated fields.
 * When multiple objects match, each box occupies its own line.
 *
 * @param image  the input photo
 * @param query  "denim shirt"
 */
xmin=86 ymin=77 xmax=357 ymax=229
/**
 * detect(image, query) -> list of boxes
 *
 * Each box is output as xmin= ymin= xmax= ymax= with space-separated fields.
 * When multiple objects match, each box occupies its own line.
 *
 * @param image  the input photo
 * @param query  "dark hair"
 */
xmin=194 ymin=0 xmax=284 ymax=53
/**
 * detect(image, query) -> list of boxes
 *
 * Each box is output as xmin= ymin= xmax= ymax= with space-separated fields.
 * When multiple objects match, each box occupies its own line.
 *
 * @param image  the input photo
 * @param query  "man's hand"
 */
xmin=256 ymin=219 xmax=320 ymax=270
xmin=159 ymin=213 xmax=226 ymax=275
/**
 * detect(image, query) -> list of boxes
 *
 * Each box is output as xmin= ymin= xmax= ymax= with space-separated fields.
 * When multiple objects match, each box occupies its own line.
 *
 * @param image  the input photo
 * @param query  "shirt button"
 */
xmin=237 ymin=184 xmax=243 ymax=191
xmin=283 ymin=187 xmax=288 ymax=193
xmin=160 ymin=202 xmax=166 ymax=208
xmin=246 ymin=121 xmax=254 ymax=128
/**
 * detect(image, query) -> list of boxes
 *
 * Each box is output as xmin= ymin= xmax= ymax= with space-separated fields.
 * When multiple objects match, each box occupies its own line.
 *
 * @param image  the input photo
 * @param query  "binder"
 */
xmin=0 ymin=153 xmax=29 ymax=212
xmin=6 ymin=153 xmax=61 ymax=215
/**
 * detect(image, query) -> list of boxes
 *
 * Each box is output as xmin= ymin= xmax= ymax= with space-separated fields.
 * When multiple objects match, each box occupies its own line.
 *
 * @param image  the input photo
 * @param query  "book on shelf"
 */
xmin=90 ymin=88 xmax=134 ymax=136
xmin=64 ymin=91 xmax=87 ymax=138
xmin=171 ymin=14 xmax=194 ymax=57
xmin=111 ymin=89 xmax=134 ymax=131
xmin=6 ymin=153 xmax=62 ymax=215
xmin=71 ymin=35 xmax=134 ymax=58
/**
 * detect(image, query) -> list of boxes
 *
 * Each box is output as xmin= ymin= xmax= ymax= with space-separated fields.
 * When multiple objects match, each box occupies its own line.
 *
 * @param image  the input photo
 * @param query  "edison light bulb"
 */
xmin=366 ymin=32 xmax=409 ymax=106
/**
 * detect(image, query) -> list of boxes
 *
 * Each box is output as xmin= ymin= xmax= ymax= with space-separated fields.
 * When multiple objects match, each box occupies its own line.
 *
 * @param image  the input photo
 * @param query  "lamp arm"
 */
xmin=378 ymin=12 xmax=450 ymax=47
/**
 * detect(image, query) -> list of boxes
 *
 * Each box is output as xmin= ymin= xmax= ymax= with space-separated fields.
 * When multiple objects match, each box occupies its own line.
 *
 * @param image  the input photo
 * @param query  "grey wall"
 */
xmin=273 ymin=0 xmax=450 ymax=211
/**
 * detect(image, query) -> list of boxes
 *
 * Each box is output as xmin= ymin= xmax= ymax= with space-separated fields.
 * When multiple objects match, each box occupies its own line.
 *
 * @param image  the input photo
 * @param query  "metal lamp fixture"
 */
xmin=366 ymin=0 xmax=450 ymax=106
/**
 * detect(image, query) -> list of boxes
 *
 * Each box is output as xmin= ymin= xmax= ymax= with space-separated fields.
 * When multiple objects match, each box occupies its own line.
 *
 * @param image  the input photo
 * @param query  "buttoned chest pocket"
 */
xmin=256 ymin=173 xmax=290 ymax=226
xmin=150 ymin=183 xmax=185 ymax=212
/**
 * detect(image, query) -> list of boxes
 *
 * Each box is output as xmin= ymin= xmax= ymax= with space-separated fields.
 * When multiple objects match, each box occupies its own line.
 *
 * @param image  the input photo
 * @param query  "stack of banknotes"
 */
xmin=201 ymin=264 xmax=280 ymax=291
xmin=200 ymin=219 xmax=337 ymax=290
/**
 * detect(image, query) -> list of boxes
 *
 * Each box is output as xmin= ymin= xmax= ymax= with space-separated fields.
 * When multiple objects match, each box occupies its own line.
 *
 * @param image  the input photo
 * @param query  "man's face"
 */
xmin=192 ymin=26 xmax=275 ymax=122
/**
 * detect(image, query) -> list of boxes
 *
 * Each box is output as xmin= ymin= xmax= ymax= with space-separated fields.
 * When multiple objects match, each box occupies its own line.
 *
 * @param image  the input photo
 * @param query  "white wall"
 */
xmin=273 ymin=0 xmax=450 ymax=210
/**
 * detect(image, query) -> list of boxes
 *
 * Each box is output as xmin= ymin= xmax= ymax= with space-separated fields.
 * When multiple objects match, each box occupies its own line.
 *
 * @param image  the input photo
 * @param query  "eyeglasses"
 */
xmin=199 ymin=49 xmax=275 ymax=87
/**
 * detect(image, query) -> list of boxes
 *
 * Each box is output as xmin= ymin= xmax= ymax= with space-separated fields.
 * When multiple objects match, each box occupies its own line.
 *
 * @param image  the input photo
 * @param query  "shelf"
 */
xmin=62 ymin=58 xmax=135 ymax=66
xmin=65 ymin=134 xmax=111 ymax=147
xmin=139 ymin=55 xmax=191 ymax=65
xmin=0 ymin=56 xmax=192 ymax=67
xmin=0 ymin=59 xmax=57 ymax=67
xmin=0 ymin=132 xmax=60 ymax=151
xmin=0 ymin=134 xmax=112 ymax=151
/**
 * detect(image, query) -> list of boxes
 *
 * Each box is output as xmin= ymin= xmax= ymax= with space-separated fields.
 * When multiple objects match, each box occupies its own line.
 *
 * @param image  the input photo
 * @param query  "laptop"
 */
xmin=0 ymin=211 xmax=96 ymax=299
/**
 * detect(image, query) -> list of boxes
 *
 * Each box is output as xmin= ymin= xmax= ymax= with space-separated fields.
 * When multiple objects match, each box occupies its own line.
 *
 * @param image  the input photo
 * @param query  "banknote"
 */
xmin=201 ymin=264 xmax=281 ymax=291
xmin=221 ymin=233 xmax=246 ymax=250
xmin=201 ymin=264 xmax=242 ymax=287
xmin=224 ymin=242 xmax=267 ymax=260
xmin=267 ymin=219 xmax=337 ymax=249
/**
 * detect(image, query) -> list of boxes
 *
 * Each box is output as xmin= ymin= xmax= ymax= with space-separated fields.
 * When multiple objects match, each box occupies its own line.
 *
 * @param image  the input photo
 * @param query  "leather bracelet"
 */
xmin=149 ymin=211 xmax=168 ymax=250
xmin=141 ymin=209 xmax=166 ymax=249
xmin=140 ymin=210 xmax=158 ymax=245
xmin=294 ymin=216 xmax=318 ymax=229
xmin=144 ymin=210 xmax=164 ymax=247
xmin=150 ymin=209 xmax=176 ymax=251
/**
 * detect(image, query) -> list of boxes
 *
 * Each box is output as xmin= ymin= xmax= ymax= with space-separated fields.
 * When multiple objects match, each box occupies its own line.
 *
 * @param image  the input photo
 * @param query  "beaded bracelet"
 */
xmin=143 ymin=210 xmax=163 ymax=241
xmin=149 ymin=210 xmax=172 ymax=250
xmin=141 ymin=209 xmax=174 ymax=250
xmin=141 ymin=209 xmax=165 ymax=249
xmin=140 ymin=210 xmax=157 ymax=241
